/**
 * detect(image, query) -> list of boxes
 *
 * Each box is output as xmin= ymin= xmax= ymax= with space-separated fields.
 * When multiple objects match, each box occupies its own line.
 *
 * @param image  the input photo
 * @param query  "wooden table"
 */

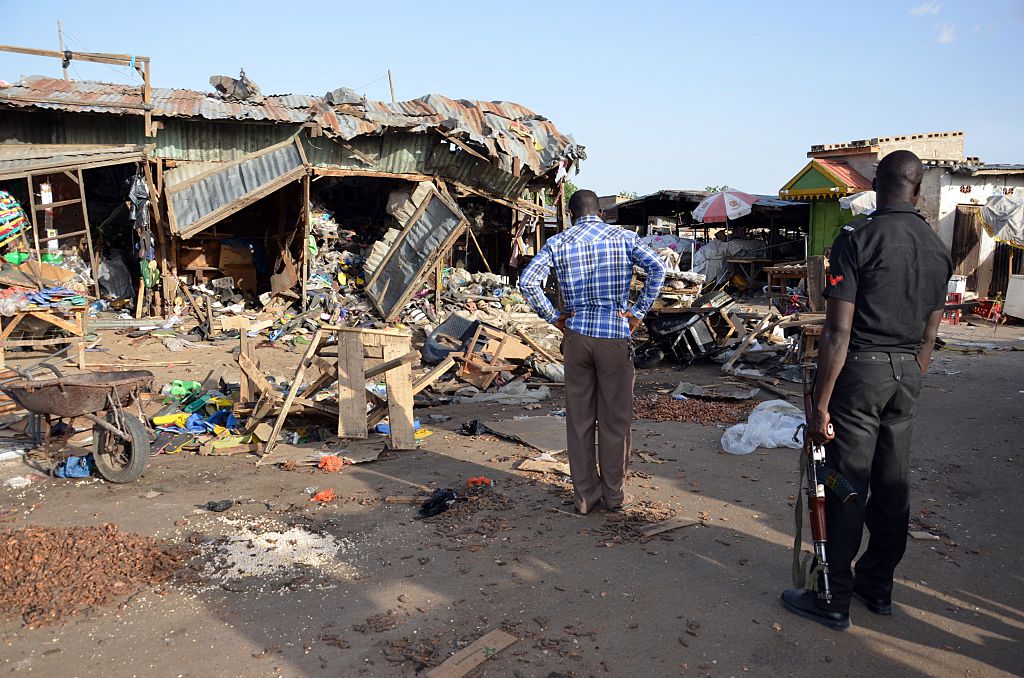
xmin=0 ymin=306 xmax=87 ymax=370
xmin=725 ymin=257 xmax=773 ymax=290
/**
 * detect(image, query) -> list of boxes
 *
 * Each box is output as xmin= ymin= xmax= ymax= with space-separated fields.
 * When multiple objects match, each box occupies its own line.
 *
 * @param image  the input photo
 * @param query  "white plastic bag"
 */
xmin=721 ymin=399 xmax=805 ymax=455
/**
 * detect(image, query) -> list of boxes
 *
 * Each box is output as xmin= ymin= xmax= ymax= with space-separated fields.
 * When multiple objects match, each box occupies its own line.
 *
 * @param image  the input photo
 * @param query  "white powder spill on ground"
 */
xmin=199 ymin=516 xmax=358 ymax=583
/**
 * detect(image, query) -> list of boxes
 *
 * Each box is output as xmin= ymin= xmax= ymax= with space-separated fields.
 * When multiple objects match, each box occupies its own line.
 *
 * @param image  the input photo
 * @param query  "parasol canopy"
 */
xmin=981 ymin=192 xmax=1024 ymax=250
xmin=691 ymin=189 xmax=757 ymax=223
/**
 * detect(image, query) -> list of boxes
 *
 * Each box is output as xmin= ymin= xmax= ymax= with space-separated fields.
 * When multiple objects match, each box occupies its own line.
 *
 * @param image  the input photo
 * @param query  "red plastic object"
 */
xmin=942 ymin=293 xmax=962 ymax=325
xmin=972 ymin=299 xmax=1002 ymax=320
xmin=310 ymin=488 xmax=336 ymax=502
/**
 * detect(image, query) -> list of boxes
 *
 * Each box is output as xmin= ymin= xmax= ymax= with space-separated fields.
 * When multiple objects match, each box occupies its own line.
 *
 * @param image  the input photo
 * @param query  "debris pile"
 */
xmin=0 ymin=524 xmax=193 ymax=627
xmin=634 ymin=394 xmax=755 ymax=425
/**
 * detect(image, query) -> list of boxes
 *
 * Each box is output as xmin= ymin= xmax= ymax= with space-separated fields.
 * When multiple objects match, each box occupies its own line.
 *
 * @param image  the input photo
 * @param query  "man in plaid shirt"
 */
xmin=520 ymin=189 xmax=666 ymax=514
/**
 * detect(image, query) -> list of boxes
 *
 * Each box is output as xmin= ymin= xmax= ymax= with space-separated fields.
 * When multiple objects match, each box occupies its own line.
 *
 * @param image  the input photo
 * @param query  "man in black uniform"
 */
xmin=781 ymin=150 xmax=953 ymax=630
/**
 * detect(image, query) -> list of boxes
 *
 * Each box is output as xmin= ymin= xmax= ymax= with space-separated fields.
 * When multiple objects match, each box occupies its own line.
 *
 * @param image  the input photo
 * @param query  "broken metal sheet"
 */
xmin=0 ymin=144 xmax=148 ymax=181
xmin=485 ymin=416 xmax=567 ymax=454
xmin=363 ymin=184 xmax=468 ymax=320
xmin=166 ymin=137 xmax=306 ymax=239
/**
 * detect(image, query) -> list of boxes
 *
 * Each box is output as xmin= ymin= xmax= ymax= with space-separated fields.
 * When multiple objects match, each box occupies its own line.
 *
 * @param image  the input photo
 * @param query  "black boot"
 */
xmin=780 ymin=589 xmax=851 ymax=631
xmin=852 ymin=582 xmax=893 ymax=615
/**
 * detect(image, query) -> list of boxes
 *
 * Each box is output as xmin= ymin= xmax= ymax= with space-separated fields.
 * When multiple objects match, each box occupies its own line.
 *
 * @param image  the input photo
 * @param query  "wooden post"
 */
xmin=336 ymin=330 xmax=367 ymax=439
xmin=142 ymin=58 xmax=153 ymax=138
xmin=26 ymin=176 xmax=44 ymax=278
xmin=467 ymin=227 xmax=491 ymax=274
xmin=301 ymin=173 xmax=311 ymax=311
xmin=807 ymin=255 xmax=826 ymax=313
xmin=434 ymin=262 xmax=443 ymax=307
xmin=57 ymin=20 xmax=68 ymax=81
xmin=387 ymin=69 xmax=396 ymax=103
xmin=75 ymin=168 xmax=100 ymax=297
xmin=382 ymin=335 xmax=415 ymax=450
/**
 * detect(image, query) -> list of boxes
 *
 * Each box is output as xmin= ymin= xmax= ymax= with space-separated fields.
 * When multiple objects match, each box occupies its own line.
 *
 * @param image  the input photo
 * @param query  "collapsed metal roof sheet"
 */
xmin=0 ymin=75 xmax=584 ymax=178
xmin=0 ymin=143 xmax=148 ymax=180
xmin=165 ymin=137 xmax=306 ymax=239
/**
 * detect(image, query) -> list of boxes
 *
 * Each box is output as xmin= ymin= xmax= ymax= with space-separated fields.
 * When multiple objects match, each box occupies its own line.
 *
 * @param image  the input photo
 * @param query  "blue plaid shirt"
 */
xmin=519 ymin=215 xmax=667 ymax=339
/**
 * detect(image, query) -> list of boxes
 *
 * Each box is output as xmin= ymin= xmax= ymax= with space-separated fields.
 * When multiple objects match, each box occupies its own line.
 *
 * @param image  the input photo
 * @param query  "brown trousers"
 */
xmin=562 ymin=330 xmax=634 ymax=513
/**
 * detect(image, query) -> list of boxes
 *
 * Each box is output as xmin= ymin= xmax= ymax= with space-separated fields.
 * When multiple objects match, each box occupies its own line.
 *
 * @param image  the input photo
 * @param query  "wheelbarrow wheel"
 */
xmin=93 ymin=412 xmax=149 ymax=483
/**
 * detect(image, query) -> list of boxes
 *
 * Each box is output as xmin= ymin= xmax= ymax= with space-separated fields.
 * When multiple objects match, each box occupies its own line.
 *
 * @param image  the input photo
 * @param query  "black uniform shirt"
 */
xmin=823 ymin=201 xmax=953 ymax=353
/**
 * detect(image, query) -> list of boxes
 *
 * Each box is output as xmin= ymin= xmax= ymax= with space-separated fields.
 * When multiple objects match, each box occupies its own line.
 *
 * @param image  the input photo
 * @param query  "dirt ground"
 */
xmin=0 ymin=320 xmax=1021 ymax=678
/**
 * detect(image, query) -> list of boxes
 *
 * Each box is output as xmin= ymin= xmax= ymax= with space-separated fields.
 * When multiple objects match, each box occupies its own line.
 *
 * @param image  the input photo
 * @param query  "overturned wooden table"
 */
xmin=0 ymin=305 xmax=87 ymax=370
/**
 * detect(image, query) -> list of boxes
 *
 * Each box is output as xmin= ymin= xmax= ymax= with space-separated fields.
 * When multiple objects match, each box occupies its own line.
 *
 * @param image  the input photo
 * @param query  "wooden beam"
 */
xmin=261 ymin=329 xmax=324 ymax=458
xmin=0 ymin=44 xmax=149 ymax=66
xmin=0 ymin=93 xmax=150 ymax=111
xmin=382 ymin=337 xmax=416 ymax=450
xmin=363 ymin=350 xmax=418 ymax=379
xmin=412 ymin=355 xmax=456 ymax=395
xmin=514 ymin=327 xmax=560 ymax=364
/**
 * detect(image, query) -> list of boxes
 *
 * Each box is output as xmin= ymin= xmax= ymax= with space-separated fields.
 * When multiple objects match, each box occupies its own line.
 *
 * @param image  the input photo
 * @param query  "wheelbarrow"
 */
xmin=0 ymin=366 xmax=154 ymax=483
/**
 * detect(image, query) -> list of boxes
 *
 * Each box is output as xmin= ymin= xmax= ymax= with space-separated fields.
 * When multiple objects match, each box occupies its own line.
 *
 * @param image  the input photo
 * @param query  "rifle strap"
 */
xmin=791 ymin=450 xmax=822 ymax=592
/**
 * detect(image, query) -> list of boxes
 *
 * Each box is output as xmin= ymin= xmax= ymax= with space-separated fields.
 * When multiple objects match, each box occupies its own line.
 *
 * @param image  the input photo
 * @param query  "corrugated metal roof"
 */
xmin=817 ymin=159 xmax=871 ymax=191
xmin=951 ymin=163 xmax=1024 ymax=176
xmin=0 ymin=143 xmax=147 ymax=180
xmin=0 ymin=75 xmax=584 ymax=177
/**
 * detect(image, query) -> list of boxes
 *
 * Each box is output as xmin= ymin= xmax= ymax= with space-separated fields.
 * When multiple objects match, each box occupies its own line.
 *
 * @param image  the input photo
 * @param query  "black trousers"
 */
xmin=820 ymin=351 xmax=922 ymax=611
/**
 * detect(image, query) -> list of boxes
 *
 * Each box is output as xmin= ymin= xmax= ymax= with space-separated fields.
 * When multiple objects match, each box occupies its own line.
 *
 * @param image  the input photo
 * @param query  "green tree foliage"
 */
xmin=563 ymin=179 xmax=579 ymax=202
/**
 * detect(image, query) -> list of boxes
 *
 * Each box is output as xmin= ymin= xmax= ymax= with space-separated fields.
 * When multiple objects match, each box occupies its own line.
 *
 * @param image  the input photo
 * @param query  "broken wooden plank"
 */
xmin=260 ymin=329 xmax=324 ymax=458
xmin=636 ymin=516 xmax=700 ymax=539
xmin=383 ymin=495 xmax=421 ymax=505
xmin=514 ymin=327 xmax=561 ymax=364
xmin=516 ymin=458 xmax=571 ymax=476
xmin=412 ymin=355 xmax=457 ymax=396
xmin=238 ymin=353 xmax=277 ymax=400
xmin=200 ymin=442 xmax=260 ymax=456
xmin=200 ymin=365 xmax=226 ymax=392
xmin=364 ymin=350 xmax=419 ymax=379
xmin=426 ymin=629 xmax=518 ymax=678
xmin=337 ymin=330 xmax=367 ymax=439
xmin=382 ymin=337 xmax=416 ymax=450
xmin=722 ymin=311 xmax=774 ymax=373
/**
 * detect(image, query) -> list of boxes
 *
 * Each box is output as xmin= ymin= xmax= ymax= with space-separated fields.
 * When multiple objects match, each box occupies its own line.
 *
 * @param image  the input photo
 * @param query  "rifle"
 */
xmin=794 ymin=363 xmax=857 ymax=602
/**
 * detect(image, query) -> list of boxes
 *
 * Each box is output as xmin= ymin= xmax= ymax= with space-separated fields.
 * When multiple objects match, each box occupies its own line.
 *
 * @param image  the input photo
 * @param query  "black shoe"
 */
xmin=852 ymin=587 xmax=892 ymax=616
xmin=779 ymin=589 xmax=851 ymax=631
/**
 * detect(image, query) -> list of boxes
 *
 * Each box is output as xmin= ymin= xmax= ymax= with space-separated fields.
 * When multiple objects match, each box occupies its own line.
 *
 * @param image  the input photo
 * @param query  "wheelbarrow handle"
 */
xmin=17 ymin=364 xmax=64 ymax=381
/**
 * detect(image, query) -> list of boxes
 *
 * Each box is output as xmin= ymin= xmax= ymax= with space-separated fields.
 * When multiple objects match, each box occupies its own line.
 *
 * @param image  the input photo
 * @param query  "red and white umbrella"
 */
xmin=691 ymin=189 xmax=758 ymax=223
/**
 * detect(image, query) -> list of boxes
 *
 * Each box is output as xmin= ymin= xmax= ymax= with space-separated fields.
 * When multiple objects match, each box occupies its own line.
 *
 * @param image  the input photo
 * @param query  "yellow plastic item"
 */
xmin=152 ymin=412 xmax=190 ymax=428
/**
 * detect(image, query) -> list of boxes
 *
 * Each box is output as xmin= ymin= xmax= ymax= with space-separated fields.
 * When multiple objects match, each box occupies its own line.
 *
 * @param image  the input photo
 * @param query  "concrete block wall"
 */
xmin=877 ymin=131 xmax=964 ymax=161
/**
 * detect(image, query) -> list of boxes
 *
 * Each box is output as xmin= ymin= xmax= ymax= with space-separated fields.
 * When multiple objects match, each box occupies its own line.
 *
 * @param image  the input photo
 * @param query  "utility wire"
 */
xmin=60 ymin=28 xmax=138 ymax=85
xmin=355 ymin=73 xmax=388 ymax=91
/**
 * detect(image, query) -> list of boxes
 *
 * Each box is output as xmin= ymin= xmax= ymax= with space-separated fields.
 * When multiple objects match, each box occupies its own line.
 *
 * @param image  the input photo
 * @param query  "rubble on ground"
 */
xmin=0 ymin=524 xmax=193 ymax=627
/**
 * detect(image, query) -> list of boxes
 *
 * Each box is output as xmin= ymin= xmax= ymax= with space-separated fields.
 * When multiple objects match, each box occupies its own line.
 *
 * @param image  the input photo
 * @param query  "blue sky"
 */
xmin=3 ymin=0 xmax=1023 ymax=196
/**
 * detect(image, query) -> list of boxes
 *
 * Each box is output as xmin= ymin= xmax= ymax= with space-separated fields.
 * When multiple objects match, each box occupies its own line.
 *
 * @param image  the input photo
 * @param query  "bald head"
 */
xmin=568 ymin=189 xmax=600 ymax=221
xmin=874 ymin=150 xmax=924 ymax=206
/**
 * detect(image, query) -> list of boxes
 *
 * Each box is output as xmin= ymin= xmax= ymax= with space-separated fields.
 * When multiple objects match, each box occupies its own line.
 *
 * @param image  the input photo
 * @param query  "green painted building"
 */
xmin=779 ymin=158 xmax=872 ymax=255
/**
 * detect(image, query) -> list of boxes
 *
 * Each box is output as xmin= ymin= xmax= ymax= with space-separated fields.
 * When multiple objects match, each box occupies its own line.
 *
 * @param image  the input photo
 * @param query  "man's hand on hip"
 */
xmin=618 ymin=310 xmax=642 ymax=334
xmin=554 ymin=312 xmax=573 ymax=334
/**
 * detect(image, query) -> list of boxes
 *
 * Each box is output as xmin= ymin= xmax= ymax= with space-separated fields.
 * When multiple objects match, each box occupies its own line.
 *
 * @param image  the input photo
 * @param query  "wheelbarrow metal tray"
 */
xmin=3 ymin=371 xmax=154 ymax=418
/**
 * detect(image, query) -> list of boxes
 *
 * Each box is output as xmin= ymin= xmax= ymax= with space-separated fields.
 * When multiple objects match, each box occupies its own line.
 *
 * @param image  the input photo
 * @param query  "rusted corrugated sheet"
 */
xmin=167 ymin=138 xmax=305 ymax=238
xmin=0 ymin=75 xmax=584 ymax=177
xmin=0 ymin=144 xmax=147 ymax=180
